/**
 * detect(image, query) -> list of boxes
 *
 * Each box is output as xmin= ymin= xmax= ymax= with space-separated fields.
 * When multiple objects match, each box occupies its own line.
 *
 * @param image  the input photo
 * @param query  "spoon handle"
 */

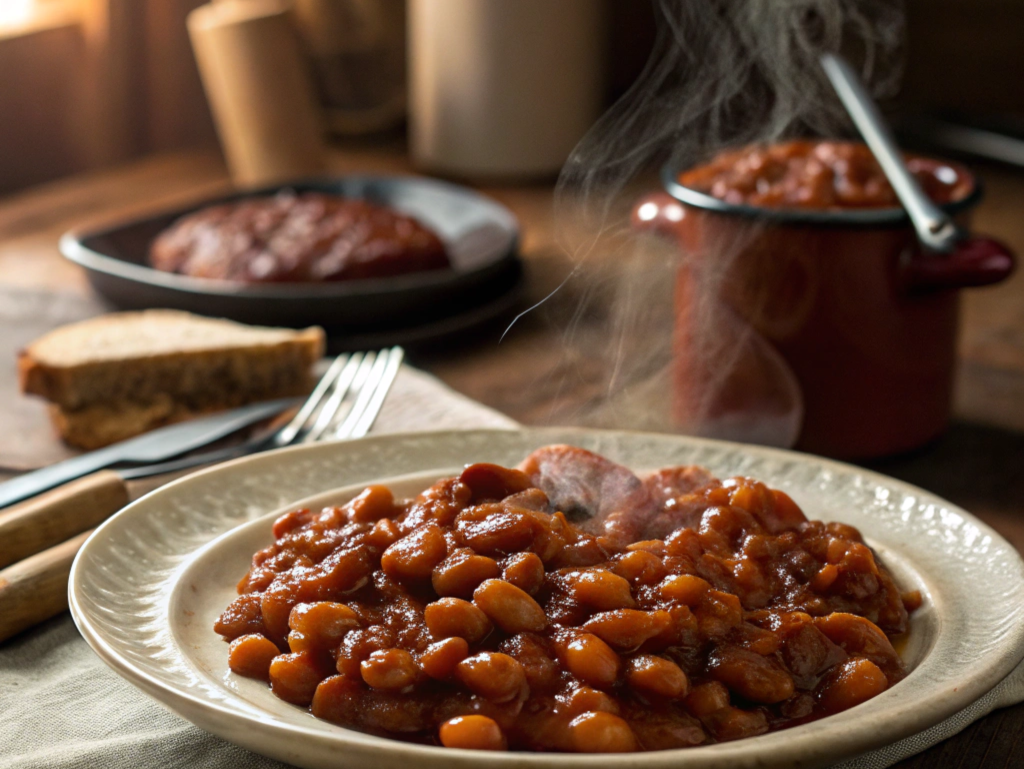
xmin=820 ymin=53 xmax=959 ymax=252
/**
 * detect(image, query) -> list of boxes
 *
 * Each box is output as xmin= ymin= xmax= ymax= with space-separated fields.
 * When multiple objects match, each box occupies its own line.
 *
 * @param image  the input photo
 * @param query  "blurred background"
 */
xmin=1 ymin=0 xmax=1022 ymax=195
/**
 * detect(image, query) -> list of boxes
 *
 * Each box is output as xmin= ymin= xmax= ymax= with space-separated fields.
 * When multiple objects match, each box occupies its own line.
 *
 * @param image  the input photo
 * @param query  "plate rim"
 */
xmin=69 ymin=427 xmax=1024 ymax=768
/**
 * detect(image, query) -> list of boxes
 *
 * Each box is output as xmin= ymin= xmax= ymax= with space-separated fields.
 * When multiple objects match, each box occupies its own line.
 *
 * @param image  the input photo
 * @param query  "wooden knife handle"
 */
xmin=0 ymin=471 xmax=128 ymax=570
xmin=0 ymin=528 xmax=93 ymax=643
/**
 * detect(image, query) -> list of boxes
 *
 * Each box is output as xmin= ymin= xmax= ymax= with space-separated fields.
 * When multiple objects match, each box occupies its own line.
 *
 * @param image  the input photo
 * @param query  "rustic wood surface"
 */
xmin=0 ymin=144 xmax=1022 ymax=766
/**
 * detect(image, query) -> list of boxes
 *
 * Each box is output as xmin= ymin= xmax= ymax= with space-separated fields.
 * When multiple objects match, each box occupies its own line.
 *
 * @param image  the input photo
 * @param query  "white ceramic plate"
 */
xmin=70 ymin=429 xmax=1024 ymax=769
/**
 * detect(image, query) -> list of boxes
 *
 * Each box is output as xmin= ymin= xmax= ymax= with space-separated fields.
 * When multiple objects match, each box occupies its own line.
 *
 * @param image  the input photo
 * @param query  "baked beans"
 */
xmin=216 ymin=445 xmax=917 ymax=751
xmin=679 ymin=140 xmax=970 ymax=210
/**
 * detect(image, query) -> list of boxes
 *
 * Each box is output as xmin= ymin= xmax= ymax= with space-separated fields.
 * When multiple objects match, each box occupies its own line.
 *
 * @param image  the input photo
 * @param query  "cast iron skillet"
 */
xmin=59 ymin=176 xmax=522 ymax=336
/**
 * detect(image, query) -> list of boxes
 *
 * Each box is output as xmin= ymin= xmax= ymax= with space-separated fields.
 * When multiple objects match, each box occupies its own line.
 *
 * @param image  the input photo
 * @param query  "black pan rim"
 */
xmin=60 ymin=174 xmax=522 ymax=300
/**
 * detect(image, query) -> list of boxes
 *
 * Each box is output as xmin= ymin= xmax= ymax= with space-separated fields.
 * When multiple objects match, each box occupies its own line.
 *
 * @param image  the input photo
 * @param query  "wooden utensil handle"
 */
xmin=0 ymin=471 xmax=128 ymax=570
xmin=0 ymin=529 xmax=93 ymax=643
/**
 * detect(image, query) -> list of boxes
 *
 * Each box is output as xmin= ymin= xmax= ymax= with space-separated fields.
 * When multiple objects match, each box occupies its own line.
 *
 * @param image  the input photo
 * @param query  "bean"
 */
xmin=665 ymin=527 xmax=702 ymax=559
xmin=728 ymin=481 xmax=773 ymax=518
xmin=315 ymin=506 xmax=345 ymax=529
xmin=502 ymin=552 xmax=545 ymax=594
xmin=531 ymin=513 xmax=570 ymax=563
xmin=625 ymin=655 xmax=689 ymax=699
xmin=565 ymin=686 xmax=620 ymax=716
xmin=260 ymin=580 xmax=301 ymax=639
xmin=419 ymin=637 xmax=469 ymax=680
xmin=411 ymin=478 xmax=473 ymax=527
xmin=215 ymin=593 xmax=267 ymax=640
xmin=456 ymin=505 xmax=539 ymax=555
xmin=736 ymin=623 xmax=781 ymax=656
xmin=660 ymin=574 xmax=710 ymax=605
xmin=566 ymin=569 xmax=636 ymax=611
xmin=684 ymin=681 xmax=730 ymax=718
xmin=335 ymin=626 xmax=392 ymax=678
xmin=708 ymin=645 xmax=795 ymax=704
xmin=583 ymin=609 xmax=672 ymax=651
xmin=288 ymin=602 xmax=360 ymax=649
xmin=366 ymin=517 xmax=402 ymax=550
xmin=360 ymin=648 xmax=419 ymax=691
xmin=473 ymin=579 xmax=547 ymax=633
xmin=769 ymin=489 xmax=808 ymax=530
xmin=228 ymin=634 xmax=280 ymax=681
xmin=347 ymin=485 xmax=395 ymax=523
xmin=286 ymin=630 xmax=317 ymax=654
xmin=550 ymin=537 xmax=608 ymax=568
xmin=699 ymin=506 xmax=756 ymax=552
xmin=561 ymin=633 xmax=620 ymax=689
xmin=625 ymin=540 xmax=666 ymax=557
xmin=424 ymin=598 xmax=492 ymax=643
xmin=455 ymin=652 xmax=527 ymax=702
xmin=568 ymin=711 xmax=637 ymax=753
xmin=459 ymin=463 xmax=532 ymax=503
xmin=269 ymin=651 xmax=328 ymax=705
xmin=310 ymin=674 xmax=362 ymax=725
xmin=432 ymin=549 xmax=501 ymax=597
xmin=439 ymin=715 xmax=508 ymax=751
xmin=613 ymin=550 xmax=666 ymax=585
xmin=826 ymin=537 xmax=848 ymax=564
xmin=813 ymin=612 xmax=901 ymax=679
xmin=811 ymin=564 xmax=840 ymax=592
xmin=817 ymin=657 xmax=888 ymax=714
xmin=272 ymin=508 xmax=313 ymax=539
xmin=302 ymin=546 xmax=373 ymax=599
xmin=696 ymin=590 xmax=744 ymax=638
xmin=381 ymin=524 xmax=447 ymax=581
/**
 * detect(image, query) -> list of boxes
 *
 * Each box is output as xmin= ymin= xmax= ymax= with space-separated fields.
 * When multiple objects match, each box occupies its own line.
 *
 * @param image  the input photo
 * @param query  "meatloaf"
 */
xmin=150 ymin=191 xmax=450 ymax=283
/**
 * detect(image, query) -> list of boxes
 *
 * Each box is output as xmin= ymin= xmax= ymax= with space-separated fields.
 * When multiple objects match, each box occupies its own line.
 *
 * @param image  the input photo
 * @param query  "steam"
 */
xmin=539 ymin=0 xmax=906 ymax=446
xmin=560 ymin=0 xmax=905 ymax=216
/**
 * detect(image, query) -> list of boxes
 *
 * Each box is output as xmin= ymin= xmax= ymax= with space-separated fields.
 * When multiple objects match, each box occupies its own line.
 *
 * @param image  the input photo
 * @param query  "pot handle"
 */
xmin=900 ymin=235 xmax=1016 ymax=293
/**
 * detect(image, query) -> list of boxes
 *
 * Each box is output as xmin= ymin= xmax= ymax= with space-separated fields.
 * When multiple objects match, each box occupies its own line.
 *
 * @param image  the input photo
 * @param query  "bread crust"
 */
xmin=19 ymin=311 xmax=324 ymax=407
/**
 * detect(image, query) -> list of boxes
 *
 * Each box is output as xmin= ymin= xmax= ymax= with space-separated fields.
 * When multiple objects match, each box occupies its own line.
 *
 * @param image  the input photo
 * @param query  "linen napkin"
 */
xmin=0 ymin=365 xmax=1021 ymax=769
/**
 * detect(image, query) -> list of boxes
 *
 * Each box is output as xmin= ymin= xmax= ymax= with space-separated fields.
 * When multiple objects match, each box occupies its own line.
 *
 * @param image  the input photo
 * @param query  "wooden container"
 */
xmin=188 ymin=0 xmax=325 ymax=186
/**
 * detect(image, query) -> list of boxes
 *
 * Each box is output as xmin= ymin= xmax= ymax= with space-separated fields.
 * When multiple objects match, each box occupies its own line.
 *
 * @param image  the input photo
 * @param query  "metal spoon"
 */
xmin=820 ymin=53 xmax=959 ymax=253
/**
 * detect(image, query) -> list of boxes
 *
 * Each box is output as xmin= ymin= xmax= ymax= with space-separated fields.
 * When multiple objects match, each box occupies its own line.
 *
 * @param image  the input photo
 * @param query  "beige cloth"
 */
xmin=0 ymin=365 xmax=1021 ymax=768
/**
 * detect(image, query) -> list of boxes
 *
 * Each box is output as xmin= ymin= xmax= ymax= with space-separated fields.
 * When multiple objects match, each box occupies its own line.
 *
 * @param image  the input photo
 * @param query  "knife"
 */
xmin=0 ymin=398 xmax=298 ymax=573
xmin=0 ymin=398 xmax=298 ymax=510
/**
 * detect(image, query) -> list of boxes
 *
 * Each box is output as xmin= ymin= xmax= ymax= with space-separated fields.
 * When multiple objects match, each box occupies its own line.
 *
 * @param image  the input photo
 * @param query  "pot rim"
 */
xmin=660 ymin=158 xmax=983 ymax=228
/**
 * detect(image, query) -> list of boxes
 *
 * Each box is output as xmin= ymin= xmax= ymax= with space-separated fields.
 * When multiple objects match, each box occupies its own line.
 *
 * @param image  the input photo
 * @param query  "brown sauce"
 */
xmin=150 ymin=191 xmax=449 ymax=283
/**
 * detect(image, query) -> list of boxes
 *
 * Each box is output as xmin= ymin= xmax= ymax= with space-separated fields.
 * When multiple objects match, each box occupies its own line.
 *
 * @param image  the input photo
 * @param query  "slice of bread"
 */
xmin=19 ymin=310 xmax=325 ymax=449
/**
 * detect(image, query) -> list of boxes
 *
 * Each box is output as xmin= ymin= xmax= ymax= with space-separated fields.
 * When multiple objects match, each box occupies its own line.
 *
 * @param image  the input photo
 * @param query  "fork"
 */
xmin=119 ymin=346 xmax=405 ymax=479
xmin=0 ymin=346 xmax=404 ymax=643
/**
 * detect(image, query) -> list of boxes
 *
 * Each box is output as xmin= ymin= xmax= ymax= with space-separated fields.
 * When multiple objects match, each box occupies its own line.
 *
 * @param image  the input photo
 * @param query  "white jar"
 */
xmin=409 ymin=0 xmax=606 ymax=179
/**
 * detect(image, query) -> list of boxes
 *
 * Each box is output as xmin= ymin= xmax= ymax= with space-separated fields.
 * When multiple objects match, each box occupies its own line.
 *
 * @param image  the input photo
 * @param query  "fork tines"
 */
xmin=280 ymin=347 xmax=404 ymax=447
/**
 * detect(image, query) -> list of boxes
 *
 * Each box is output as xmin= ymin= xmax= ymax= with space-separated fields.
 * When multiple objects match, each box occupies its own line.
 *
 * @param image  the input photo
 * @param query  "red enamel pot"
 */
xmin=633 ymin=160 xmax=1015 ymax=459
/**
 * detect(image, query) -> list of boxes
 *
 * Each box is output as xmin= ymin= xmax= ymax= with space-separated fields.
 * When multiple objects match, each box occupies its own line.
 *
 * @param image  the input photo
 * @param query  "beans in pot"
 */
xmin=216 ymin=444 xmax=917 ymax=752
xmin=679 ymin=140 xmax=970 ymax=210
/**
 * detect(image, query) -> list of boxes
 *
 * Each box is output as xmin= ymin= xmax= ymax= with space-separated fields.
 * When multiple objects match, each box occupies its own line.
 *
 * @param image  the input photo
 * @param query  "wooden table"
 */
xmin=1 ymin=145 xmax=1023 ymax=767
